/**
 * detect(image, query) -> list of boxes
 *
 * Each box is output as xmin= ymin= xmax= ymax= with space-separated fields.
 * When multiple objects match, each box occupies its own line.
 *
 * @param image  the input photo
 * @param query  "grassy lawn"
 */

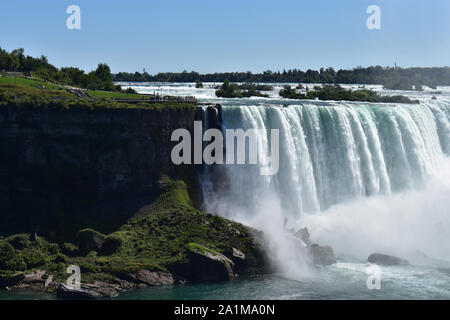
xmin=0 ymin=82 xmax=196 ymax=111
xmin=86 ymin=90 xmax=148 ymax=100
xmin=0 ymin=73 xmax=147 ymax=100
xmin=0 ymin=73 xmax=63 ymax=90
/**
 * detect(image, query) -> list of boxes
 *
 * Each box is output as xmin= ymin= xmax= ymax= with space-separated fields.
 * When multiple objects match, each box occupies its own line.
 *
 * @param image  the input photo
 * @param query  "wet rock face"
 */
xmin=126 ymin=270 xmax=174 ymax=287
xmin=0 ymin=272 xmax=25 ymax=288
xmin=295 ymin=228 xmax=311 ymax=246
xmin=77 ymin=229 xmax=105 ymax=255
xmin=182 ymin=244 xmax=236 ymax=283
xmin=368 ymin=253 xmax=408 ymax=266
xmin=287 ymin=227 xmax=337 ymax=266
xmin=0 ymin=105 xmax=199 ymax=240
xmin=310 ymin=244 xmax=337 ymax=266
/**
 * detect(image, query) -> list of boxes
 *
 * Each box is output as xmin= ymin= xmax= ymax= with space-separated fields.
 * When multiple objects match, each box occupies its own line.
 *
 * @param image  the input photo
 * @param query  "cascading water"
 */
xmin=201 ymin=100 xmax=450 ymax=276
xmin=124 ymin=82 xmax=450 ymax=298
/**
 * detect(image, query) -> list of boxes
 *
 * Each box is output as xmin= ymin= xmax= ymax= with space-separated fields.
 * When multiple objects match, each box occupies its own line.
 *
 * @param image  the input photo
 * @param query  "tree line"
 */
xmin=0 ymin=47 xmax=118 ymax=91
xmin=2 ymin=47 xmax=448 ymax=89
xmin=114 ymin=66 xmax=450 ymax=88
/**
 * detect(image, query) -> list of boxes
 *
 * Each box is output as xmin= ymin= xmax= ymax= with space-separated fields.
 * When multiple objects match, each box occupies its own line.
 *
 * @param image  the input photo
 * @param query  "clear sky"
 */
xmin=0 ymin=0 xmax=449 ymax=73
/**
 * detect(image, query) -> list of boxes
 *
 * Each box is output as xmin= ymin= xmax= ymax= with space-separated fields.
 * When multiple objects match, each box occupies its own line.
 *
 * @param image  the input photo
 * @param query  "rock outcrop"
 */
xmin=295 ymin=228 xmax=311 ymax=246
xmin=0 ymin=272 xmax=25 ymax=288
xmin=126 ymin=270 xmax=175 ymax=287
xmin=0 ymin=105 xmax=200 ymax=241
xmin=77 ymin=229 xmax=105 ymax=255
xmin=368 ymin=253 xmax=408 ymax=266
xmin=184 ymin=243 xmax=235 ymax=282
xmin=287 ymin=227 xmax=337 ymax=266
xmin=310 ymin=244 xmax=337 ymax=266
xmin=56 ymin=284 xmax=101 ymax=300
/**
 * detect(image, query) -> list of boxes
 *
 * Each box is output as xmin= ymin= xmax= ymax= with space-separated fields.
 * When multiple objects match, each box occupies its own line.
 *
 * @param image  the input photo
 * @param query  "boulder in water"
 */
xmin=310 ymin=244 xmax=337 ymax=265
xmin=56 ymin=284 xmax=101 ymax=300
xmin=184 ymin=243 xmax=235 ymax=282
xmin=295 ymin=227 xmax=311 ymax=246
xmin=0 ymin=272 xmax=25 ymax=288
xmin=368 ymin=253 xmax=408 ymax=266
xmin=126 ymin=270 xmax=174 ymax=286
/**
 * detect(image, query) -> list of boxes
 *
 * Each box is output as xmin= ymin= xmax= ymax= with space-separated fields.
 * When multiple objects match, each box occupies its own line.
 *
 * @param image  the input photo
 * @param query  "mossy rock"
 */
xmin=185 ymin=242 xmax=235 ymax=282
xmin=6 ymin=234 xmax=31 ymax=250
xmin=0 ymin=177 xmax=270 ymax=284
xmin=101 ymin=234 xmax=123 ymax=255
xmin=62 ymin=242 xmax=78 ymax=256
xmin=77 ymin=228 xmax=106 ymax=255
xmin=0 ymin=272 xmax=25 ymax=288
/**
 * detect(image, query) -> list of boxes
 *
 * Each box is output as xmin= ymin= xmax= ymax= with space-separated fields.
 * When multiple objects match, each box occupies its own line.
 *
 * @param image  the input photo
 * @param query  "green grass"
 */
xmin=0 ymin=73 xmax=150 ymax=100
xmin=0 ymin=82 xmax=196 ymax=110
xmin=86 ymin=90 xmax=148 ymax=100
xmin=0 ymin=73 xmax=64 ymax=90
xmin=187 ymin=243 xmax=221 ymax=256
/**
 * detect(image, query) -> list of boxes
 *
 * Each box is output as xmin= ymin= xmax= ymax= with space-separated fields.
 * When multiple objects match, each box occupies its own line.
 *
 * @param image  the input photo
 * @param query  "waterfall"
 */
xmin=201 ymin=101 xmax=450 ymax=224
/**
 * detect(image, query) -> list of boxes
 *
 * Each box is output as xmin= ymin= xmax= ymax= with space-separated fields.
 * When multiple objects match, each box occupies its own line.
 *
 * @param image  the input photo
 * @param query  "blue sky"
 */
xmin=0 ymin=0 xmax=449 ymax=73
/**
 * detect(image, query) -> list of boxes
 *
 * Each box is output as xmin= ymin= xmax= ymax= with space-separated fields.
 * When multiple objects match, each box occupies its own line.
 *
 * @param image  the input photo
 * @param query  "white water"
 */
xmin=127 ymin=82 xmax=450 ymax=298
xmin=200 ymin=99 xmax=450 ymax=275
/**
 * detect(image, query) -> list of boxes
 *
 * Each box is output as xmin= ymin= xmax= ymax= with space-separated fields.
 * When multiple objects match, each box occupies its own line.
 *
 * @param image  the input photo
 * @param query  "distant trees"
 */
xmin=216 ymin=80 xmax=269 ymax=98
xmin=279 ymin=85 xmax=306 ymax=99
xmin=280 ymin=84 xmax=419 ymax=104
xmin=195 ymin=79 xmax=203 ymax=88
xmin=113 ymin=65 xmax=450 ymax=87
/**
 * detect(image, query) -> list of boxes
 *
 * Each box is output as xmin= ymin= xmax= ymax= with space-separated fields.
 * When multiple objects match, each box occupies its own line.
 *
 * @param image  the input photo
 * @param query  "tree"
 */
xmin=95 ymin=63 xmax=112 ymax=83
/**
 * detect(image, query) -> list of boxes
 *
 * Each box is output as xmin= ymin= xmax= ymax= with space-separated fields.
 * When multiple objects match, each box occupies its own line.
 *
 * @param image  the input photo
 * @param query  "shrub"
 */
xmin=23 ymin=251 xmax=46 ymax=268
xmin=101 ymin=234 xmax=123 ymax=255
xmin=7 ymin=234 xmax=31 ymax=250
xmin=0 ymin=242 xmax=16 ymax=269
xmin=53 ymin=253 xmax=68 ymax=264
xmin=77 ymin=228 xmax=106 ymax=255
xmin=62 ymin=242 xmax=78 ymax=256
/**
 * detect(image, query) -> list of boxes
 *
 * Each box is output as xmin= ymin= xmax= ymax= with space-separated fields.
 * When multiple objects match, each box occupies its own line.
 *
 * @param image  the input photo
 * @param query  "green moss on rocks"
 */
xmin=0 ymin=177 xmax=269 ymax=290
xmin=0 ymin=235 xmax=67 ymax=280
xmin=77 ymin=229 xmax=105 ymax=255
xmin=6 ymin=234 xmax=32 ymax=250
xmin=62 ymin=243 xmax=78 ymax=256
xmin=101 ymin=234 xmax=123 ymax=255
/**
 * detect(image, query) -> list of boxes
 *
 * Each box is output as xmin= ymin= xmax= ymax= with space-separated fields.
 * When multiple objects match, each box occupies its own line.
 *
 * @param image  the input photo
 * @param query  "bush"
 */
xmin=62 ymin=242 xmax=78 ymax=256
xmin=53 ymin=253 xmax=68 ymax=264
xmin=87 ymin=251 xmax=98 ymax=258
xmin=7 ymin=234 xmax=31 ymax=250
xmin=77 ymin=228 xmax=106 ymax=255
xmin=0 ymin=242 xmax=16 ymax=269
xmin=23 ymin=251 xmax=46 ymax=268
xmin=47 ymin=243 xmax=60 ymax=255
xmin=101 ymin=234 xmax=123 ymax=255
xmin=195 ymin=79 xmax=203 ymax=88
xmin=124 ymin=87 xmax=138 ymax=94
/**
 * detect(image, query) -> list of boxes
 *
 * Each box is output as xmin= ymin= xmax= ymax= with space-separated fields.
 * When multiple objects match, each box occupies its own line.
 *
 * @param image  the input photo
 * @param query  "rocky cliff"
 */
xmin=0 ymin=104 xmax=201 ymax=240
